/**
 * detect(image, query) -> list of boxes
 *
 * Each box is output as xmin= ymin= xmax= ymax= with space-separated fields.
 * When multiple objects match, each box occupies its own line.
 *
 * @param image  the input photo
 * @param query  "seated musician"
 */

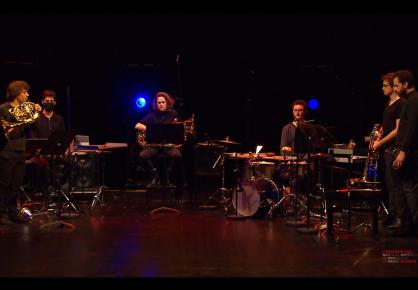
xmin=134 ymin=91 xmax=184 ymax=186
xmin=280 ymin=99 xmax=308 ymax=155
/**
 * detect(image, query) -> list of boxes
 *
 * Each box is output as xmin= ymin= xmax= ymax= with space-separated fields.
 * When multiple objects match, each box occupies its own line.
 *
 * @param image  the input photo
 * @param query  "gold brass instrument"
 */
xmin=349 ymin=124 xmax=382 ymax=189
xmin=362 ymin=123 xmax=382 ymax=182
xmin=1 ymin=102 xmax=40 ymax=138
xmin=136 ymin=130 xmax=146 ymax=147
xmin=183 ymin=113 xmax=196 ymax=139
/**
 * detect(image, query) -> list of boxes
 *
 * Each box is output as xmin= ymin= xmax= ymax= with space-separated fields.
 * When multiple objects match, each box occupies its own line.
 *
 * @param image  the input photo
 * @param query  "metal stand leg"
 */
xmin=199 ymin=152 xmax=231 ymax=214
xmin=90 ymin=185 xmax=109 ymax=212
xmin=148 ymin=185 xmax=181 ymax=215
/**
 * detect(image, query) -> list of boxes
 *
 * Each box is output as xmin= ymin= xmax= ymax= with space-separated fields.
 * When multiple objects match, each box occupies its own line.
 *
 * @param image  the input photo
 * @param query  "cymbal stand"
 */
xmin=199 ymin=148 xmax=231 ymax=213
xmin=285 ymin=154 xmax=308 ymax=226
xmin=271 ymin=158 xmax=305 ymax=217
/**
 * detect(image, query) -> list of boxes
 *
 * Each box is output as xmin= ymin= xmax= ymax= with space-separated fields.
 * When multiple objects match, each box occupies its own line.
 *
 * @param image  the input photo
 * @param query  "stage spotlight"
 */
xmin=308 ymin=98 xmax=319 ymax=110
xmin=135 ymin=97 xmax=147 ymax=109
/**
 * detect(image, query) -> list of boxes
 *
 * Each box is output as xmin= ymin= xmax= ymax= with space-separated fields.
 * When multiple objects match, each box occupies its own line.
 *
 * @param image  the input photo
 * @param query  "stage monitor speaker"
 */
xmin=68 ymin=152 xmax=100 ymax=191
xmin=193 ymin=146 xmax=222 ymax=176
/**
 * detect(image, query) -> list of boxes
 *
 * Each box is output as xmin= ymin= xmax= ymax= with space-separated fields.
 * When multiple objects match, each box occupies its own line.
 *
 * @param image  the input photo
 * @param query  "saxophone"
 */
xmin=1 ymin=102 xmax=40 ymax=138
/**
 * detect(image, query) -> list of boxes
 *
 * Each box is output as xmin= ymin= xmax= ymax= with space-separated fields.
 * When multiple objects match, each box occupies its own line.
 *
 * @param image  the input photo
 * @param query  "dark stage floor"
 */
xmin=1 ymin=188 xmax=417 ymax=278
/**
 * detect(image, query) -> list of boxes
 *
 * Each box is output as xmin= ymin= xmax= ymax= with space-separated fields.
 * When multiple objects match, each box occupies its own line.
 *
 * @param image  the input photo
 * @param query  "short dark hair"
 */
xmin=381 ymin=72 xmax=396 ymax=86
xmin=395 ymin=70 xmax=415 ymax=88
xmin=42 ymin=89 xmax=56 ymax=100
xmin=6 ymin=80 xmax=30 ymax=101
xmin=291 ymin=99 xmax=308 ymax=112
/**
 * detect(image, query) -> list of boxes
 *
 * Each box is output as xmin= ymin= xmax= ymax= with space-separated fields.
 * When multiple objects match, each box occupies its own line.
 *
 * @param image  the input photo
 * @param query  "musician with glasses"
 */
xmin=0 ymin=81 xmax=41 ymax=224
xmin=371 ymin=72 xmax=405 ymax=228
xmin=390 ymin=70 xmax=418 ymax=236
xmin=134 ymin=91 xmax=185 ymax=187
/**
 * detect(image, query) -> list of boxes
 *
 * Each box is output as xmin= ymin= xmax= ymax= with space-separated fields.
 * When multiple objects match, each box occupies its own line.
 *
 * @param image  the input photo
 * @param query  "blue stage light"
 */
xmin=308 ymin=98 xmax=319 ymax=110
xmin=136 ymin=97 xmax=146 ymax=108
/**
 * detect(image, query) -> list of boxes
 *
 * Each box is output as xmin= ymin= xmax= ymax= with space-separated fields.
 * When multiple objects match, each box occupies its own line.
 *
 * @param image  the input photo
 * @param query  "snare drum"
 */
xmin=231 ymin=178 xmax=280 ymax=218
xmin=243 ymin=161 xmax=276 ymax=180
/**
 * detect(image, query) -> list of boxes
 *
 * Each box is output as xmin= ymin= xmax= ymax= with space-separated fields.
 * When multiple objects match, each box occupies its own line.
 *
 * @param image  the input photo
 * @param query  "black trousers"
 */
xmin=398 ymin=155 xmax=418 ymax=226
xmin=140 ymin=147 xmax=185 ymax=185
xmin=384 ymin=150 xmax=403 ymax=218
xmin=0 ymin=150 xmax=26 ymax=213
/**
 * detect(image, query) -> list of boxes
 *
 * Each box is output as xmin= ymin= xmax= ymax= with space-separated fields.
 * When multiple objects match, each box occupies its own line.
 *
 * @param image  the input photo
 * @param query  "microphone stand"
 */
xmin=297 ymin=136 xmax=320 ymax=234
xmin=175 ymin=53 xmax=185 ymax=117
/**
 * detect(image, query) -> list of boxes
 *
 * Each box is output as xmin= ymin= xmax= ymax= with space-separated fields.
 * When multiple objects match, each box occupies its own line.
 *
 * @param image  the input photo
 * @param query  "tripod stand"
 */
xmin=199 ymin=151 xmax=231 ymax=213
xmin=295 ymin=125 xmax=335 ymax=234
xmin=89 ymin=150 xmax=109 ymax=212
xmin=285 ymin=153 xmax=309 ymax=227
xmin=38 ymin=130 xmax=82 ymax=230
xmin=271 ymin=156 xmax=307 ymax=218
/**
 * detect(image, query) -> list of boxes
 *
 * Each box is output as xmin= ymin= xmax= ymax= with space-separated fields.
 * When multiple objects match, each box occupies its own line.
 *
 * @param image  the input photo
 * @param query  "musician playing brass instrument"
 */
xmin=371 ymin=72 xmax=405 ymax=228
xmin=0 ymin=81 xmax=42 ymax=224
xmin=134 ymin=91 xmax=184 ymax=186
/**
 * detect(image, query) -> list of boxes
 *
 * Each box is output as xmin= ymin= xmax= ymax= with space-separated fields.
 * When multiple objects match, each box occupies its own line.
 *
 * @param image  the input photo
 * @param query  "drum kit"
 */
xmin=200 ymin=137 xmax=310 ymax=219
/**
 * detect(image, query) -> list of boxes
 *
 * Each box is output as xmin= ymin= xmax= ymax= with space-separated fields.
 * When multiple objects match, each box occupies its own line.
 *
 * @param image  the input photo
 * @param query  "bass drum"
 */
xmin=231 ymin=178 xmax=280 ymax=218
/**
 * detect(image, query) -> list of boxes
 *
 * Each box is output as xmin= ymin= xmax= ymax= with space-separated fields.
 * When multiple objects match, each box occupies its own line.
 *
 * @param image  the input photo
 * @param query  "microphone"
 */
xmin=293 ymin=119 xmax=315 ymax=126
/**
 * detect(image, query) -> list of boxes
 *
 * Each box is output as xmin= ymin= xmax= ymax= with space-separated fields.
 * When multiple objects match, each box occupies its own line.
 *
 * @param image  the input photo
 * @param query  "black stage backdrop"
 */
xmin=1 ymin=14 xmax=417 ymax=152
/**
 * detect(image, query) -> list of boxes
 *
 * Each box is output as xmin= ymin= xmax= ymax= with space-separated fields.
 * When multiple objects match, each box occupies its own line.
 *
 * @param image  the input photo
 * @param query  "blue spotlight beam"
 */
xmin=136 ymin=97 xmax=146 ymax=108
xmin=308 ymin=99 xmax=319 ymax=110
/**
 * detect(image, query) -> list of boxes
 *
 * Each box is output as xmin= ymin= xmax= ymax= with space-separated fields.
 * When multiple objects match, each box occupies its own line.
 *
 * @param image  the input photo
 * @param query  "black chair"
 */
xmin=324 ymin=188 xmax=383 ymax=238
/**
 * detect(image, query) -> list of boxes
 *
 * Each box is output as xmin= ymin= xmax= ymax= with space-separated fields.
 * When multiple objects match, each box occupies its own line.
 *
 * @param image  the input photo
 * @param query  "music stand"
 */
xmin=39 ymin=130 xmax=81 ymax=229
xmin=294 ymin=123 xmax=337 ymax=234
xmin=146 ymin=123 xmax=184 ymax=145
xmin=144 ymin=123 xmax=184 ymax=215
xmin=26 ymin=138 xmax=48 ymax=155
xmin=25 ymin=138 xmax=49 ymax=212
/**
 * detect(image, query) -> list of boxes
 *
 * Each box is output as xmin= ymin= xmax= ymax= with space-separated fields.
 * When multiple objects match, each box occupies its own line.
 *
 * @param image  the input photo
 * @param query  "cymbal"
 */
xmin=196 ymin=141 xmax=223 ymax=147
xmin=214 ymin=139 xmax=241 ymax=145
